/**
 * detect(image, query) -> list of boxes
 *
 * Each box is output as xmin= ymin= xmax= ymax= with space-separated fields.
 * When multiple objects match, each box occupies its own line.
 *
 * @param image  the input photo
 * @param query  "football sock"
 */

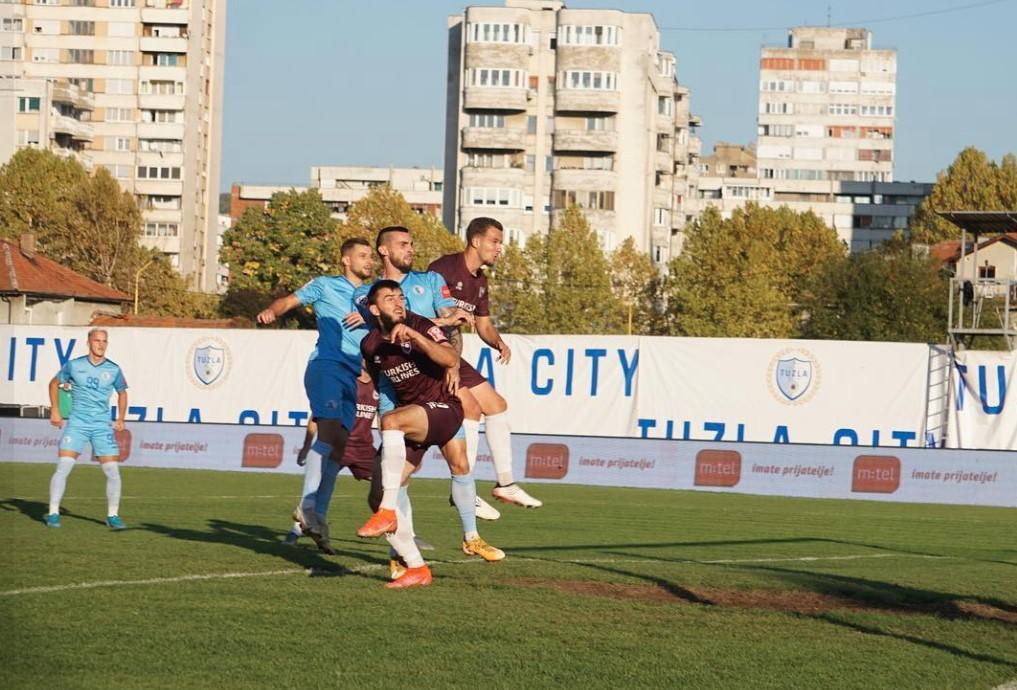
xmin=463 ymin=418 xmax=480 ymax=472
xmin=450 ymin=471 xmax=478 ymax=539
xmin=314 ymin=451 xmax=339 ymax=520
xmin=299 ymin=447 xmax=323 ymax=512
xmin=101 ymin=462 xmax=121 ymax=517
xmin=385 ymin=499 xmax=424 ymax=568
xmin=379 ymin=430 xmax=406 ymax=510
xmin=48 ymin=457 xmax=75 ymax=515
xmin=484 ymin=412 xmax=515 ymax=486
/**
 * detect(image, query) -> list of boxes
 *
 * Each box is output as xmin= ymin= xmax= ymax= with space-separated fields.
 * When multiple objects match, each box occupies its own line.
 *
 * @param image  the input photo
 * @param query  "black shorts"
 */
xmin=406 ymin=400 xmax=464 ymax=467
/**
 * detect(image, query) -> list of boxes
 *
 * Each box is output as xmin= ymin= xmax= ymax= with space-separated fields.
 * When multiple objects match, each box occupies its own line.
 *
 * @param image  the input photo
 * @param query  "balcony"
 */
xmin=463 ymin=86 xmax=527 ymax=111
xmin=552 ymin=129 xmax=617 ymax=153
xmin=460 ymin=166 xmax=525 ymax=188
xmin=552 ymin=208 xmax=615 ymax=229
xmin=135 ymin=179 xmax=183 ymax=196
xmin=140 ymin=36 xmax=188 ymax=54
xmin=655 ymin=113 xmax=674 ymax=132
xmin=555 ymin=89 xmax=620 ymax=113
xmin=139 ymin=93 xmax=185 ymax=111
xmin=655 ymin=150 xmax=674 ymax=172
xmin=461 ymin=127 xmax=526 ymax=151
xmin=51 ymin=82 xmax=94 ymax=111
xmin=552 ymin=168 xmax=616 ymax=191
xmin=137 ymin=122 xmax=185 ymax=140
xmin=140 ymin=8 xmax=190 ymax=24
xmin=140 ymin=66 xmax=186 ymax=83
xmin=51 ymin=114 xmax=94 ymax=142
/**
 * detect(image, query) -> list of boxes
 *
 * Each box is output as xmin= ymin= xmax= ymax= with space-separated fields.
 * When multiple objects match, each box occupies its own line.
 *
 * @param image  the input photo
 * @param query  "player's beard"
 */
xmin=391 ymin=254 xmax=413 ymax=273
xmin=379 ymin=310 xmax=405 ymax=333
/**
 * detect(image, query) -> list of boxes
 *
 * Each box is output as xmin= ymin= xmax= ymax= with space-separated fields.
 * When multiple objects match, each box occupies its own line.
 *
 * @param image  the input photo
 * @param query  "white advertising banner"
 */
xmin=948 ymin=350 xmax=1016 ymax=450
xmin=637 ymin=338 xmax=931 ymax=447
xmin=3 ymin=418 xmax=1013 ymax=508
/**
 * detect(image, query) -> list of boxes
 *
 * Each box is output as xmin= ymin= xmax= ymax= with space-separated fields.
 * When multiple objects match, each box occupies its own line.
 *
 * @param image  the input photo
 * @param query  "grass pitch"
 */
xmin=1 ymin=462 xmax=1015 ymax=689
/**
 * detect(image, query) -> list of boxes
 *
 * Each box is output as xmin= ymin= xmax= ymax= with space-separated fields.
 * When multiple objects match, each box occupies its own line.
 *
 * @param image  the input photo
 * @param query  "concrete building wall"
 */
xmin=1 ymin=294 xmax=124 ymax=326
xmin=0 ymin=0 xmax=227 ymax=292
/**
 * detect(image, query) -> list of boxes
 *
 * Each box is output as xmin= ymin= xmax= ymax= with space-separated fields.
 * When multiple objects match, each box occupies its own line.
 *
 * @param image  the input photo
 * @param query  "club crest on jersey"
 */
xmin=100 ymin=371 xmax=112 ymax=382
xmin=413 ymin=285 xmax=425 ymax=296
xmin=455 ymin=281 xmax=463 ymax=291
xmin=400 ymin=342 xmax=412 ymax=354
xmin=373 ymin=356 xmax=381 ymax=364
xmin=479 ymin=287 xmax=486 ymax=297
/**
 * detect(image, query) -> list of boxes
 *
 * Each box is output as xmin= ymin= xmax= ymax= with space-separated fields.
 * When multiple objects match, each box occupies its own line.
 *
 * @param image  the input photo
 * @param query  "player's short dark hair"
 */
xmin=376 ymin=226 xmax=410 ymax=251
xmin=465 ymin=217 xmax=503 ymax=244
xmin=367 ymin=279 xmax=402 ymax=306
xmin=340 ymin=237 xmax=370 ymax=256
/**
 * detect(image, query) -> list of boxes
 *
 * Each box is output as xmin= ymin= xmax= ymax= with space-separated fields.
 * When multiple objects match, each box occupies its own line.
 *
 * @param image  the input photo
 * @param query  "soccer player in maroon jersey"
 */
xmin=428 ymin=216 xmax=543 ymax=509
xmin=357 ymin=280 xmax=503 ymax=588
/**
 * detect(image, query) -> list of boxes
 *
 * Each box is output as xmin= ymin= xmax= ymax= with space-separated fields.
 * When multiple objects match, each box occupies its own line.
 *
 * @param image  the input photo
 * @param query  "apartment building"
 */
xmin=229 ymin=166 xmax=444 ymax=223
xmin=0 ymin=75 xmax=94 ymax=164
xmin=757 ymin=27 xmax=896 ymax=185
xmin=443 ymin=0 xmax=701 ymax=266
xmin=0 ymin=0 xmax=227 ymax=292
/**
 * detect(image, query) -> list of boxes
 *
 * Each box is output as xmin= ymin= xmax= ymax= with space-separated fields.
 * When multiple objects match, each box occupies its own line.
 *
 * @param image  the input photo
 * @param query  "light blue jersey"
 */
xmin=353 ymin=271 xmax=456 ymax=321
xmin=58 ymin=356 xmax=127 ymax=424
xmin=295 ymin=275 xmax=369 ymax=377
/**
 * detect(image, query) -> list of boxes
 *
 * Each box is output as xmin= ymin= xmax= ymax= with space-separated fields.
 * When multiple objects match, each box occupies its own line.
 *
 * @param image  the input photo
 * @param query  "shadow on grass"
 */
xmin=139 ymin=519 xmax=386 ymax=580
xmin=0 ymin=498 xmax=107 ymax=527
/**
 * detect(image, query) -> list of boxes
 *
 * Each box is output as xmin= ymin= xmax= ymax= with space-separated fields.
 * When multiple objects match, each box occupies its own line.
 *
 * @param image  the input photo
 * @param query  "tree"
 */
xmin=488 ymin=236 xmax=544 ymax=334
xmin=135 ymin=252 xmax=221 ymax=319
xmin=219 ymin=188 xmax=338 ymax=324
xmin=339 ymin=186 xmax=462 ymax=270
xmin=911 ymin=147 xmax=1016 ymax=244
xmin=800 ymin=239 xmax=948 ymax=342
xmin=0 ymin=148 xmax=87 ymax=245
xmin=664 ymin=204 xmax=844 ymax=338
xmin=609 ymin=237 xmax=663 ymax=335
xmin=66 ymin=167 xmax=144 ymax=288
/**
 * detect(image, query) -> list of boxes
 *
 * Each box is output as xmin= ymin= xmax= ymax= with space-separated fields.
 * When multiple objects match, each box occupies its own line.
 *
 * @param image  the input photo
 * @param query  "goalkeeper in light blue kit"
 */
xmin=45 ymin=328 xmax=129 ymax=529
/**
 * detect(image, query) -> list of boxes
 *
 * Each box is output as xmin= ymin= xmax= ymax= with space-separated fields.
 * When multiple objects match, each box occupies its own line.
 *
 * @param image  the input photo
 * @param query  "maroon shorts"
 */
xmin=339 ymin=451 xmax=376 ymax=481
xmin=405 ymin=399 xmax=464 ymax=467
xmin=459 ymin=360 xmax=487 ymax=389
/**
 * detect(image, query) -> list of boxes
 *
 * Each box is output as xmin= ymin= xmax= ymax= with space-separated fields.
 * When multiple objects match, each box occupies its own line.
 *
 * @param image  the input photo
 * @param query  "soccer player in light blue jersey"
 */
xmin=257 ymin=237 xmax=374 ymax=554
xmin=45 ymin=328 xmax=128 ymax=529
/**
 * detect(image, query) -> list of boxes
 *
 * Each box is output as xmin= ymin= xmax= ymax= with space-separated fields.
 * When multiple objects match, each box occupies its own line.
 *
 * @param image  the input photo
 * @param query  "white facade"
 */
xmin=0 ymin=75 xmax=94 ymax=166
xmin=443 ymin=0 xmax=700 ymax=266
xmin=0 ymin=0 xmax=227 ymax=292
xmin=757 ymin=27 xmax=896 ymax=185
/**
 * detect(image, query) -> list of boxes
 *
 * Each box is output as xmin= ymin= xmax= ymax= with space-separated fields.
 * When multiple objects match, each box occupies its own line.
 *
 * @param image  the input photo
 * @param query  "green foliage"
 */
xmin=800 ymin=239 xmax=948 ymax=342
xmin=338 ymin=185 xmax=462 ymax=271
xmin=610 ymin=237 xmax=664 ymax=335
xmin=665 ymin=204 xmax=844 ymax=338
xmin=911 ymin=147 xmax=1017 ymax=244
xmin=0 ymin=148 xmax=87 ymax=244
xmin=488 ymin=237 xmax=544 ymax=334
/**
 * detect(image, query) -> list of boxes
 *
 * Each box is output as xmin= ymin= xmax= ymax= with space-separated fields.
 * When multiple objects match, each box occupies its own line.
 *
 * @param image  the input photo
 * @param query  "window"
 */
xmin=137 ymin=166 xmax=182 ymax=180
xmin=657 ymin=96 xmax=672 ymax=116
xmin=155 ymin=53 xmax=179 ymax=66
xmin=860 ymin=81 xmax=895 ymax=95
xmin=67 ymin=49 xmax=95 ymax=64
xmin=149 ymin=24 xmax=182 ymax=38
xmin=73 ymin=0 xmax=97 ymax=7
xmin=103 ymin=164 xmax=132 ymax=179
xmin=828 ymin=103 xmax=858 ymax=116
xmin=759 ymin=123 xmax=793 ymax=137
xmin=860 ymin=104 xmax=894 ymax=117
xmin=759 ymin=80 xmax=793 ymax=92
xmin=107 ymin=50 xmax=135 ymax=66
xmin=464 ymin=187 xmax=521 ymax=208
xmin=143 ymin=109 xmax=183 ymax=123
xmin=653 ymin=208 xmax=669 ymax=226
xmin=544 ymin=156 xmax=553 ymax=172
xmin=467 ymin=113 xmax=504 ymax=128
xmin=109 ymin=0 xmax=137 ymax=7
xmin=469 ymin=68 xmax=526 ymax=88
xmin=560 ymin=70 xmax=617 ymax=90
xmin=760 ymin=57 xmax=794 ymax=70
xmin=1 ymin=47 xmax=23 ymax=61
xmin=106 ymin=79 xmax=133 ymax=95
xmin=34 ymin=0 xmax=59 ymax=4
xmin=795 ymin=123 xmax=823 ymax=138
xmin=105 ymin=107 xmax=134 ymax=122
xmin=141 ymin=80 xmax=184 ymax=95
xmin=31 ymin=47 xmax=58 ymax=63
xmin=18 ymin=97 xmax=41 ymax=112
xmin=559 ymin=25 xmax=620 ymax=46
xmin=552 ymin=190 xmax=614 ymax=211
xmin=1 ymin=18 xmax=23 ymax=32
xmin=584 ymin=156 xmax=613 ymax=171
xmin=526 ymin=115 xmax=537 ymax=134
xmin=858 ymin=149 xmax=892 ymax=162
xmin=798 ymin=80 xmax=825 ymax=94
xmin=143 ymin=195 xmax=182 ymax=211
xmin=467 ymin=22 xmax=527 ymax=44
xmin=797 ymin=58 xmax=826 ymax=71
xmin=760 ymin=101 xmax=793 ymax=114
xmin=829 ymin=81 xmax=858 ymax=94
xmin=68 ymin=21 xmax=95 ymax=36
xmin=828 ymin=58 xmax=859 ymax=72
xmin=467 ymin=152 xmax=508 ymax=168
xmin=143 ymin=223 xmax=180 ymax=237
xmin=523 ymin=194 xmax=534 ymax=213
xmin=106 ymin=137 xmax=132 ymax=152
xmin=17 ymin=130 xmax=41 ymax=146
xmin=67 ymin=78 xmax=94 ymax=93
xmin=656 ymin=133 xmax=671 ymax=152
xmin=586 ymin=115 xmax=613 ymax=131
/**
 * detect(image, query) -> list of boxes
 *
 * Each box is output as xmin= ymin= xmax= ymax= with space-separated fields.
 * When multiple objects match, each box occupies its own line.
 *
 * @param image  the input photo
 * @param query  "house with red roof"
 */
xmin=1 ymin=235 xmax=129 ymax=325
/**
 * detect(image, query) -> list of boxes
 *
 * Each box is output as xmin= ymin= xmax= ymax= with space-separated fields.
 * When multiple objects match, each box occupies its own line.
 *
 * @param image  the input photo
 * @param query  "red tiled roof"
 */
xmin=929 ymin=240 xmax=962 ymax=265
xmin=0 ymin=238 xmax=130 ymax=302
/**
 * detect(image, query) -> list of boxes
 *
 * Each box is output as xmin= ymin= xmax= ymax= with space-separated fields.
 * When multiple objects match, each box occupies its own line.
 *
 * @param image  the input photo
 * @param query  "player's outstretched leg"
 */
xmin=100 ymin=460 xmax=126 ymax=529
xmin=484 ymin=410 xmax=542 ymax=509
xmin=385 ymin=497 xmax=431 ymax=589
xmin=458 ymin=418 xmax=501 ymax=521
xmin=358 ymin=430 xmax=403 ymax=537
xmin=46 ymin=456 xmax=75 ymax=527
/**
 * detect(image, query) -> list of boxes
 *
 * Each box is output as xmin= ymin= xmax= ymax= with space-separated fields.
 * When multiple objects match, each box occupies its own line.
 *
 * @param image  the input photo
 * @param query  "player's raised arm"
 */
xmin=475 ymin=316 xmax=511 ymax=364
xmin=256 ymin=294 xmax=301 ymax=325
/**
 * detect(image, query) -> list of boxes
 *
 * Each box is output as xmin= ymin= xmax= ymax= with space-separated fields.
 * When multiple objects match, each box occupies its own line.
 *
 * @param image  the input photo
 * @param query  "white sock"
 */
xmin=384 ymin=500 xmax=424 ymax=568
xmin=290 ymin=521 xmax=303 ymax=536
xmin=48 ymin=457 xmax=75 ymax=515
xmin=300 ymin=447 xmax=323 ymax=512
xmin=101 ymin=462 xmax=122 ymax=517
xmin=463 ymin=418 xmax=480 ymax=472
xmin=485 ymin=412 xmax=515 ymax=486
xmin=379 ymin=430 xmax=406 ymax=510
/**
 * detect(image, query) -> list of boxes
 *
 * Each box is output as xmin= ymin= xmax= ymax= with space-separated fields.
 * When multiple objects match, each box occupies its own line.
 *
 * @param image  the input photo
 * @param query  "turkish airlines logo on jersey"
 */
xmin=852 ymin=455 xmax=900 ymax=493
xmin=525 ymin=443 xmax=569 ymax=480
xmin=694 ymin=450 xmax=741 ymax=487
xmin=242 ymin=433 xmax=284 ymax=468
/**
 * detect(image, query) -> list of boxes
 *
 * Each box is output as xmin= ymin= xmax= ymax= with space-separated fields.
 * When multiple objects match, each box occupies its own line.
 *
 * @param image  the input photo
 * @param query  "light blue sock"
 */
xmin=313 ymin=442 xmax=337 ymax=519
xmin=450 ymin=472 xmax=478 ymax=538
xmin=300 ymin=448 xmax=323 ymax=511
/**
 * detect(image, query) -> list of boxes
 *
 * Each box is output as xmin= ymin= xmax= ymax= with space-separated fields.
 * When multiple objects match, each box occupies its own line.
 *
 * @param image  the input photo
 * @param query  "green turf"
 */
xmin=1 ymin=462 xmax=1015 ymax=689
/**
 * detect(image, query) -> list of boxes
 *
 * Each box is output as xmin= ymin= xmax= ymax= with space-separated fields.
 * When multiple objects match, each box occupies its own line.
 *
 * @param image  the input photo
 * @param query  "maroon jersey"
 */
xmin=341 ymin=377 xmax=378 ymax=468
xmin=427 ymin=252 xmax=490 ymax=317
xmin=360 ymin=312 xmax=459 ymax=408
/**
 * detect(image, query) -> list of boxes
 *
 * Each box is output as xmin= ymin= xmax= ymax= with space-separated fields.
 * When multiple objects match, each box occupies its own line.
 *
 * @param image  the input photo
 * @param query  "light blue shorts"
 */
xmin=303 ymin=359 xmax=356 ymax=430
xmin=59 ymin=420 xmax=118 ymax=457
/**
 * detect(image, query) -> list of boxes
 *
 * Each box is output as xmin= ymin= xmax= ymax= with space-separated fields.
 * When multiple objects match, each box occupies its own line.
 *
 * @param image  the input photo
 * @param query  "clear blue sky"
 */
xmin=219 ymin=0 xmax=1017 ymax=191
